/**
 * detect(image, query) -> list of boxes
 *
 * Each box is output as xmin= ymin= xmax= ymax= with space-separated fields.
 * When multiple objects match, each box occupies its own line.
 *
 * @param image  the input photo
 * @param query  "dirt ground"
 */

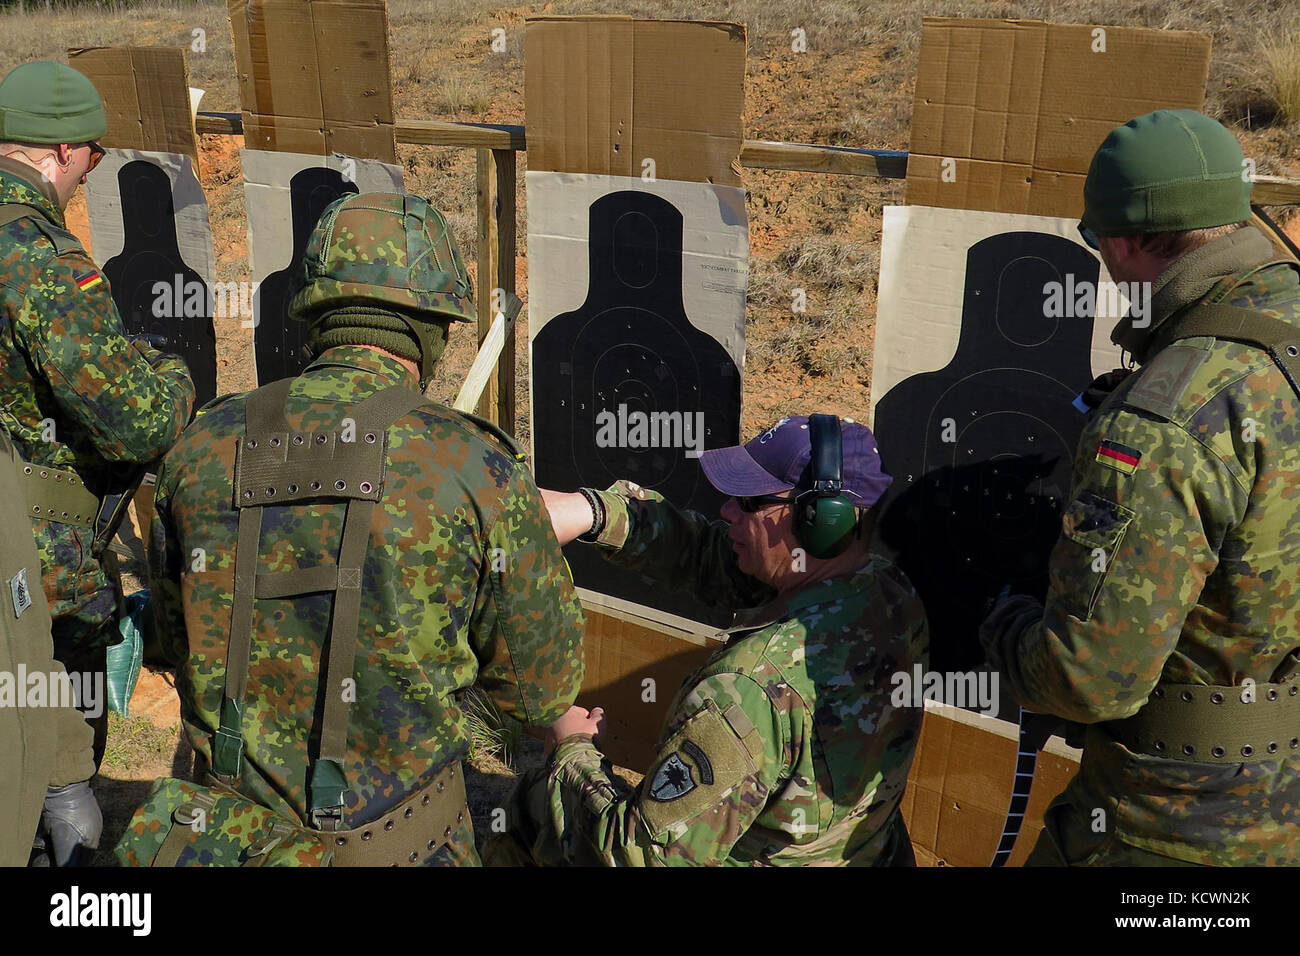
xmin=22 ymin=0 xmax=1300 ymax=862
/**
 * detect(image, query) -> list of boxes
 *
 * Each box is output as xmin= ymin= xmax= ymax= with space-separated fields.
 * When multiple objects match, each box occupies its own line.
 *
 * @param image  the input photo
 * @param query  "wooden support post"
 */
xmin=475 ymin=147 xmax=517 ymax=432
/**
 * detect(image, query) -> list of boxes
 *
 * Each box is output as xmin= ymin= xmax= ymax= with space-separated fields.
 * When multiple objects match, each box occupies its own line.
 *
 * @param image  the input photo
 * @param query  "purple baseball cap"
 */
xmin=699 ymin=415 xmax=893 ymax=506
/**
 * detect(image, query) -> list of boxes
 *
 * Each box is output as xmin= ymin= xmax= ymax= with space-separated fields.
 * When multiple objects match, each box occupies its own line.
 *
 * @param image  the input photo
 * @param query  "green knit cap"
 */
xmin=1081 ymin=109 xmax=1252 ymax=237
xmin=0 ymin=61 xmax=107 ymax=144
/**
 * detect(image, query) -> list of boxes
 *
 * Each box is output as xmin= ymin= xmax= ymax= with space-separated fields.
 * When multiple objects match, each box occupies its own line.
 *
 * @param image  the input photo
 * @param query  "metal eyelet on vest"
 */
xmin=315 ymin=434 xmax=327 ymax=445
xmin=1291 ymin=686 xmax=1299 ymax=696
xmin=1210 ymin=692 xmax=1224 ymax=704
xmin=1293 ymin=738 xmax=1300 ymax=749
xmin=243 ymin=490 xmax=254 ymax=500
xmin=1181 ymin=744 xmax=1194 ymax=756
xmin=310 ymin=481 xmax=321 ymax=491
xmin=1153 ymin=688 xmax=1165 ymax=699
xmin=247 ymin=440 xmax=257 ymax=449
xmin=404 ymin=807 xmax=414 ymax=819
xmin=364 ymin=433 xmax=377 ymax=444
xmin=444 ymin=826 xmax=452 ymax=838
xmin=359 ymin=481 xmax=373 ymax=494
xmin=22 ymin=466 xmax=30 ymax=474
xmin=53 ymin=474 xmax=61 ymax=482
xmin=1180 ymin=690 xmax=1193 ymax=702
xmin=60 ymin=511 xmax=67 ymax=518
xmin=436 ymin=781 xmax=445 ymax=793
xmin=265 ymin=487 xmax=275 ymax=497
xmin=270 ymin=437 xmax=281 ymax=447
xmin=1211 ymin=746 xmax=1225 ymax=758
xmin=335 ymin=837 xmax=346 ymax=846
xmin=421 ymin=794 xmax=430 ymax=806
xmin=288 ymin=484 xmax=298 ymax=494
xmin=427 ymin=839 xmax=436 ymax=850
xmin=30 ymin=506 xmax=38 ymax=514
xmin=335 ymin=480 xmax=346 ymax=491
xmin=1242 ymin=745 xmax=1255 ymax=757
xmin=449 ymin=766 xmax=455 ymax=777
xmin=1288 ymin=345 xmax=1299 ymax=357
xmin=409 ymin=851 xmax=419 ymax=862
xmin=293 ymin=435 xmax=304 ymax=445
xmin=1269 ymin=742 xmax=1279 ymax=753
xmin=361 ymin=831 xmax=372 ymax=841
xmin=38 ymin=470 xmax=47 ymax=478
xmin=1268 ymin=689 xmax=1278 ymax=701
xmin=384 ymin=820 xmax=394 ymax=831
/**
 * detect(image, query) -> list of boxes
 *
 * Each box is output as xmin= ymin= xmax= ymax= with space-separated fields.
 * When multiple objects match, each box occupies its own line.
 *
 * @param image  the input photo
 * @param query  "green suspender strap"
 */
xmin=214 ymin=379 xmax=430 ymax=831
xmin=0 ymin=203 xmax=51 ymax=229
xmin=1149 ymin=299 xmax=1300 ymax=402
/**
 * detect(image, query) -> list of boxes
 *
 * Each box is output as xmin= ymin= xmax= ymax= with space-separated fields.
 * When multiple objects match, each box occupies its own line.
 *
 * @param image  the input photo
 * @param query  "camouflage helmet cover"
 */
xmin=288 ymin=192 xmax=476 ymax=326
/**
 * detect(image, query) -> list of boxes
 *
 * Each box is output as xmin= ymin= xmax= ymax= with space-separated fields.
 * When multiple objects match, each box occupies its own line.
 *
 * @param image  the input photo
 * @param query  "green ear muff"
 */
xmin=793 ymin=414 xmax=859 ymax=559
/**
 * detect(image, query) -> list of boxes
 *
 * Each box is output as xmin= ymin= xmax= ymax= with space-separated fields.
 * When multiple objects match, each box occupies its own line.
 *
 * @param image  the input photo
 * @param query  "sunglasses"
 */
xmin=737 ymin=494 xmax=796 ymax=513
xmin=84 ymin=141 xmax=105 ymax=173
xmin=1077 ymin=223 xmax=1100 ymax=251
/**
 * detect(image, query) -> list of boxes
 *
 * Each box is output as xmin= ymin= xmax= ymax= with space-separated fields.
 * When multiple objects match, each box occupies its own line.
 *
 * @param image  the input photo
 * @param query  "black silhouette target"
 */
xmin=102 ymin=160 xmax=217 ymax=405
xmin=874 ymin=231 xmax=1101 ymax=686
xmin=253 ymin=166 xmax=359 ymax=385
xmin=533 ymin=191 xmax=741 ymax=625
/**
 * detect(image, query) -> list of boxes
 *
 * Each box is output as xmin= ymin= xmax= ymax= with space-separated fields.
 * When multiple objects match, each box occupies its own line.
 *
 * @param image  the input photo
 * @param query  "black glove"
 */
xmin=979 ymin=593 xmax=1044 ymax=661
xmin=38 ymin=781 xmax=103 ymax=866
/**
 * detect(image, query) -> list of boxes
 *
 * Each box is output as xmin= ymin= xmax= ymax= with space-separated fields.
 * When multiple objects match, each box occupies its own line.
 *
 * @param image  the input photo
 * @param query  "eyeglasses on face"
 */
xmin=84 ymin=141 xmax=105 ymax=173
xmin=736 ymin=494 xmax=796 ymax=513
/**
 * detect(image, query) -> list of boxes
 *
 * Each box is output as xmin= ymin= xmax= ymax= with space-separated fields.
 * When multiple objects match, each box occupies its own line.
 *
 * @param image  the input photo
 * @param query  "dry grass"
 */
xmin=1260 ymin=25 xmax=1300 ymax=127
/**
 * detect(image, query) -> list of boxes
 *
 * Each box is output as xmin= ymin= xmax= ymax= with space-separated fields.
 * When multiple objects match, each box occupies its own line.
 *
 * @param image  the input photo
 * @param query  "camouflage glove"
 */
xmin=979 ymin=594 xmax=1044 ymax=660
xmin=38 ymin=781 xmax=102 ymax=866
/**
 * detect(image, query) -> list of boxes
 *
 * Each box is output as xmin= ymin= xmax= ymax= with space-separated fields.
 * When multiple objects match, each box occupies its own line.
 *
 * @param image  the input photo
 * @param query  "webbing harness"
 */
xmin=210 ymin=378 xmax=430 ymax=829
xmin=1110 ymin=297 xmax=1300 ymax=762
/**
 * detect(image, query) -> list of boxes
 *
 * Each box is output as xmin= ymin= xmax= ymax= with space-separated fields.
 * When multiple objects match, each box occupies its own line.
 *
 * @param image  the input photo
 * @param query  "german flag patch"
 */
xmin=75 ymin=271 xmax=103 ymax=292
xmin=1096 ymin=439 xmax=1141 ymax=476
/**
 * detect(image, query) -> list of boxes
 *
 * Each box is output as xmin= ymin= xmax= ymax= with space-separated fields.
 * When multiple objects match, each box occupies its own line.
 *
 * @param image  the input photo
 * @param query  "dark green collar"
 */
xmin=0 ymin=154 xmax=65 ymax=227
xmin=1111 ymin=226 xmax=1278 ymax=364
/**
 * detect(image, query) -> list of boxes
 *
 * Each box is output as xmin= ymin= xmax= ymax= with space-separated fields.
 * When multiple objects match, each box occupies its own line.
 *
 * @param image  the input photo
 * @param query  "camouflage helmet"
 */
xmin=289 ymin=192 xmax=475 ymax=379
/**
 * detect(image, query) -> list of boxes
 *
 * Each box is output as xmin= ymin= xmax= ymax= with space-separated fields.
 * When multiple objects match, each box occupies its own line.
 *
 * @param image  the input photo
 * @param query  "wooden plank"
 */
xmin=474 ymin=148 xmax=517 ymax=432
xmin=398 ymin=119 xmax=525 ymax=150
xmin=193 ymin=112 xmax=1300 ymax=203
xmin=741 ymin=139 xmax=909 ymax=179
xmin=1251 ymin=176 xmax=1300 ymax=207
xmin=576 ymin=607 xmax=722 ymax=772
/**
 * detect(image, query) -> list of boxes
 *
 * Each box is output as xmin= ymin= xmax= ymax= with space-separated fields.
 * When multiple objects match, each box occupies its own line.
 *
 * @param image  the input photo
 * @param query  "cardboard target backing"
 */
xmin=529 ymin=173 xmax=747 ymax=625
xmin=241 ymin=150 xmax=404 ymax=385
xmin=870 ymin=205 xmax=1126 ymax=686
xmin=85 ymin=149 xmax=218 ymax=406
xmin=526 ymin=17 xmax=748 ymax=628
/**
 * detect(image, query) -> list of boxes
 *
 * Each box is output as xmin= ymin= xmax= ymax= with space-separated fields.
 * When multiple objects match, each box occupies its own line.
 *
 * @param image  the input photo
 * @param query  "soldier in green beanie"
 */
xmin=982 ymin=109 xmax=1300 ymax=866
xmin=0 ymin=59 xmax=195 ymax=784
xmin=136 ymin=193 xmax=584 ymax=865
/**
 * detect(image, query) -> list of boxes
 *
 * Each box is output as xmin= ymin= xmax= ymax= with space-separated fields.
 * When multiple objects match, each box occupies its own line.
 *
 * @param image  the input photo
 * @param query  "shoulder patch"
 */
xmin=639 ymin=699 xmax=758 ymax=840
xmin=1124 ymin=343 xmax=1210 ymax=420
xmin=74 ymin=269 xmax=104 ymax=292
xmin=1095 ymin=439 xmax=1141 ymax=476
